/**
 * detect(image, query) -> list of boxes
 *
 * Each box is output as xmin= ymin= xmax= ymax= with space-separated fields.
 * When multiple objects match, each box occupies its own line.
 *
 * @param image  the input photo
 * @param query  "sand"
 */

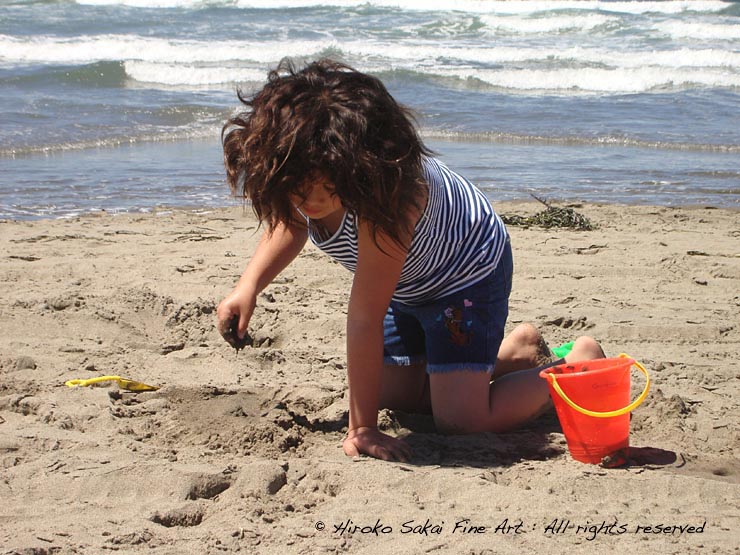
xmin=1 ymin=201 xmax=738 ymax=555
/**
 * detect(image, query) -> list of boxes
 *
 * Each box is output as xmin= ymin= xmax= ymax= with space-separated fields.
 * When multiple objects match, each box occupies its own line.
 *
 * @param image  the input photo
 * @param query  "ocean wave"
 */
xmin=5 ymin=126 xmax=737 ymax=158
xmin=422 ymin=130 xmax=740 ymax=153
xmin=0 ymin=34 xmax=334 ymax=65
xmin=478 ymin=13 xmax=620 ymax=34
xmin=4 ymin=34 xmax=739 ymax=70
xmin=121 ymin=62 xmax=740 ymax=93
xmin=72 ymin=0 xmax=733 ymax=14
xmin=122 ymin=59 xmax=740 ymax=94
xmin=0 ymin=61 xmax=127 ymax=87
xmin=653 ymin=20 xmax=740 ymax=41
xmin=124 ymin=61 xmax=267 ymax=86
xmin=73 ymin=0 xmax=222 ymax=7
xmin=685 ymin=170 xmax=740 ymax=180
xmin=436 ymin=66 xmax=740 ymax=94
xmin=0 ymin=122 xmax=219 ymax=158
xmin=2 ymin=37 xmax=738 ymax=94
xmin=350 ymin=43 xmax=740 ymax=70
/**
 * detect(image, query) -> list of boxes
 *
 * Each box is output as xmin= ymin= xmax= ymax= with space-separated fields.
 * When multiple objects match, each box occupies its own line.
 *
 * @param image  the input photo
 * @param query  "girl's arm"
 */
xmin=342 ymin=220 xmax=414 ymax=462
xmin=217 ymin=218 xmax=308 ymax=340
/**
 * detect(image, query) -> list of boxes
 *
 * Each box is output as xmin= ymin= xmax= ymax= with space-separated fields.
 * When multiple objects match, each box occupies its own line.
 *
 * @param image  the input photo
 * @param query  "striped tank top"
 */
xmin=307 ymin=156 xmax=508 ymax=305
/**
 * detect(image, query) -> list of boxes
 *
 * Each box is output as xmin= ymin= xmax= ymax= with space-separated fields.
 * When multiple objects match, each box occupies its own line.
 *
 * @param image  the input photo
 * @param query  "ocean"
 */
xmin=1 ymin=0 xmax=738 ymax=219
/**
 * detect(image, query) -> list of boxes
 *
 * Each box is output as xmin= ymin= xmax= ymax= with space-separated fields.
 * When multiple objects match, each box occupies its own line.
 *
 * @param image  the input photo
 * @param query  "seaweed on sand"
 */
xmin=500 ymin=195 xmax=596 ymax=231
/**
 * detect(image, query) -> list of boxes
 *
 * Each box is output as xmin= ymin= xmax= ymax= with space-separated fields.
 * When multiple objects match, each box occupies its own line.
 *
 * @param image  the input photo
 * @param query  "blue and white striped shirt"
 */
xmin=307 ymin=156 xmax=508 ymax=305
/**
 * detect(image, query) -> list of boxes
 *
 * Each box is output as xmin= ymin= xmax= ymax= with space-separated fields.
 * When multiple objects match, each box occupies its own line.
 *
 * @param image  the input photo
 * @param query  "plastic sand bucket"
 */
xmin=539 ymin=354 xmax=650 ymax=464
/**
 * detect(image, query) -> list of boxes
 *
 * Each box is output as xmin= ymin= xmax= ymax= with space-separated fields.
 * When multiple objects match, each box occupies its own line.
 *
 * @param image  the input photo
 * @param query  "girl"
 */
xmin=216 ymin=59 xmax=604 ymax=462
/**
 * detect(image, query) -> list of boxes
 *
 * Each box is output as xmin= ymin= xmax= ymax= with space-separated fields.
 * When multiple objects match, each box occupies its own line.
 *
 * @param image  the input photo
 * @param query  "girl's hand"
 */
xmin=216 ymin=285 xmax=257 ymax=349
xmin=215 ymin=222 xmax=306 ymax=350
xmin=343 ymin=427 xmax=413 ymax=462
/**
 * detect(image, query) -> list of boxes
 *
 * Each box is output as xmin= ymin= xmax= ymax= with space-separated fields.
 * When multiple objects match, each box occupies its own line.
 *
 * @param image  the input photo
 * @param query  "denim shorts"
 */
xmin=383 ymin=240 xmax=513 ymax=374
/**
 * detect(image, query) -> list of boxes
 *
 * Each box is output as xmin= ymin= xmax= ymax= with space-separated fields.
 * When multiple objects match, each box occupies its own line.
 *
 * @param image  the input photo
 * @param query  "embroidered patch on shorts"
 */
xmin=439 ymin=299 xmax=474 ymax=346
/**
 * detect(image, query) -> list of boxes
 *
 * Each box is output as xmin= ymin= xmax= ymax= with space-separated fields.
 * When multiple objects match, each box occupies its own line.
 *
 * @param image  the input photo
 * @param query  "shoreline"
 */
xmin=1 ymin=202 xmax=738 ymax=554
xmin=2 ymin=137 xmax=739 ymax=220
xmin=2 ymin=198 xmax=739 ymax=224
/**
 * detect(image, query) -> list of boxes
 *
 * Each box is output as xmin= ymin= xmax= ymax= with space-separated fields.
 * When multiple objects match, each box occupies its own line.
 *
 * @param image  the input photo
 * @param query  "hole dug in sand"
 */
xmin=185 ymin=473 xmax=233 ymax=500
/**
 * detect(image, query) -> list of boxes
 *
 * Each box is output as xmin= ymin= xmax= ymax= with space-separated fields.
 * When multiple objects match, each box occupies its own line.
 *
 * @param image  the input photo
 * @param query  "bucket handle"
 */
xmin=547 ymin=354 xmax=650 ymax=418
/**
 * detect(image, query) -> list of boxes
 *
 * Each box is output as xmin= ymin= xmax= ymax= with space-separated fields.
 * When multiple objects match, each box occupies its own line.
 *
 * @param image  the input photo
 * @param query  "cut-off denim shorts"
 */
xmin=383 ymin=239 xmax=513 ymax=374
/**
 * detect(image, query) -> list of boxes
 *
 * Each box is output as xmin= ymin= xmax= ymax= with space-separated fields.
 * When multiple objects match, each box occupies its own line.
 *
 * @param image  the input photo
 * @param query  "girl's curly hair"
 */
xmin=222 ymin=58 xmax=431 ymax=247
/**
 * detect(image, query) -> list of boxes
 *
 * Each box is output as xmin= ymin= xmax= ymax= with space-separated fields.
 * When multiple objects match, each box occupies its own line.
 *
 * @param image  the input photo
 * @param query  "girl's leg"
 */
xmin=565 ymin=336 xmax=605 ymax=361
xmin=494 ymin=326 xmax=606 ymax=379
xmin=429 ymin=335 xmax=606 ymax=434
xmin=378 ymin=363 xmax=431 ymax=413
xmin=429 ymin=368 xmax=550 ymax=434
xmin=493 ymin=323 xmax=553 ymax=379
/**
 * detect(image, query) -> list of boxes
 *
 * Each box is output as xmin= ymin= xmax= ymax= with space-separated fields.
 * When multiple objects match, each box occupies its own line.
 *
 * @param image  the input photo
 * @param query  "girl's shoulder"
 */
xmin=420 ymin=154 xmax=442 ymax=175
xmin=420 ymin=155 xmax=466 ymax=192
xmin=419 ymin=155 xmax=447 ymax=189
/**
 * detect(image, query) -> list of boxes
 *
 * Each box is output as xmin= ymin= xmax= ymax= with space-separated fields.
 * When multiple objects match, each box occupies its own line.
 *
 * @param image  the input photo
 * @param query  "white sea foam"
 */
xmin=3 ymin=33 xmax=739 ymax=92
xmin=73 ymin=0 xmax=732 ymax=14
xmin=0 ymin=34 xmax=335 ymax=65
xmin=74 ymin=0 xmax=216 ymax=7
xmin=345 ymin=42 xmax=740 ymax=70
xmin=127 ymin=60 xmax=740 ymax=93
xmin=441 ymin=66 xmax=740 ymax=93
xmin=4 ymin=34 xmax=739 ymax=72
xmin=653 ymin=20 xmax=740 ymax=41
xmin=124 ymin=61 xmax=267 ymax=85
xmin=478 ymin=13 xmax=619 ymax=34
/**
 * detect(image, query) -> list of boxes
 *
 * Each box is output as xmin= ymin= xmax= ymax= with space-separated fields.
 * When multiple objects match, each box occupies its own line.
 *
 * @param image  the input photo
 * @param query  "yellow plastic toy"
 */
xmin=65 ymin=375 xmax=159 ymax=392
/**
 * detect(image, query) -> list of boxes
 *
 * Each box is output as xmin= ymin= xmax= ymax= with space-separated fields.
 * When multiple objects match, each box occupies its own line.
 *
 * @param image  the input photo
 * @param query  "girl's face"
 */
xmin=290 ymin=174 xmax=343 ymax=220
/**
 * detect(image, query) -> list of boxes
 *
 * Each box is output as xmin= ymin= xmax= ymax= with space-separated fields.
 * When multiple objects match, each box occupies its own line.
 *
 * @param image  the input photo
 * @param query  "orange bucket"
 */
xmin=539 ymin=354 xmax=650 ymax=464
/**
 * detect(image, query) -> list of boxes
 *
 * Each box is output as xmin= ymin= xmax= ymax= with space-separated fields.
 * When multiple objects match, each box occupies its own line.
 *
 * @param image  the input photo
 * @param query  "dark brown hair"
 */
xmin=222 ymin=58 xmax=431 ymax=247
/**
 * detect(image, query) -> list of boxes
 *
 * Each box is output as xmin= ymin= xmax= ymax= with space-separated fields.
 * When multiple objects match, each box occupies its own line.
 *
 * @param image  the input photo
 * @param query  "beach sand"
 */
xmin=1 ymin=201 xmax=738 ymax=554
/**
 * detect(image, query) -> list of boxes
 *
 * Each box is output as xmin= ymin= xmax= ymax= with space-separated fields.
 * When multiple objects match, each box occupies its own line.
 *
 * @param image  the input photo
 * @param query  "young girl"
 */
xmin=216 ymin=59 xmax=604 ymax=462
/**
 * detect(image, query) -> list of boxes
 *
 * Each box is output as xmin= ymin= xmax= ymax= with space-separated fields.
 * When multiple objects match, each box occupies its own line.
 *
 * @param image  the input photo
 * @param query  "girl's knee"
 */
xmin=567 ymin=336 xmax=605 ymax=361
xmin=510 ymin=323 xmax=542 ymax=347
xmin=510 ymin=323 xmax=551 ymax=366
